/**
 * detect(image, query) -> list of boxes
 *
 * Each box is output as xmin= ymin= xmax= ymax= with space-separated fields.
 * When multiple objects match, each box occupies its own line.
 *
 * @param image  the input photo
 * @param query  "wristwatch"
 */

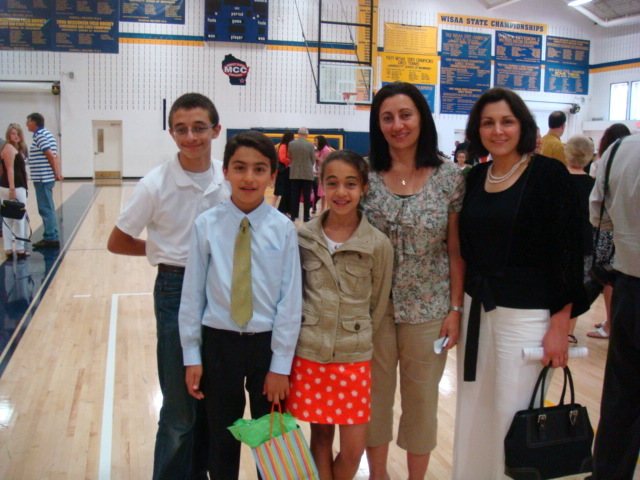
xmin=450 ymin=305 xmax=463 ymax=314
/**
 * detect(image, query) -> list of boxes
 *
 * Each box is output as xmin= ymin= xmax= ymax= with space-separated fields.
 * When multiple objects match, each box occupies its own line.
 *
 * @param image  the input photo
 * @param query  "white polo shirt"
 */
xmin=116 ymin=154 xmax=230 ymax=267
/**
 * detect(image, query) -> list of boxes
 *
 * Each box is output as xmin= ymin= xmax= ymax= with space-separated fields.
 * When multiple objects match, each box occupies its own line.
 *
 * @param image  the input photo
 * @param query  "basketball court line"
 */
xmin=99 ymin=292 xmax=152 ymax=480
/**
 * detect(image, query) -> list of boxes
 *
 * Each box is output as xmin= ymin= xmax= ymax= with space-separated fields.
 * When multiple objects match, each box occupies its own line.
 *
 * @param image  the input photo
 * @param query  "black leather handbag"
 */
xmin=504 ymin=365 xmax=594 ymax=480
xmin=1 ymin=199 xmax=26 ymax=220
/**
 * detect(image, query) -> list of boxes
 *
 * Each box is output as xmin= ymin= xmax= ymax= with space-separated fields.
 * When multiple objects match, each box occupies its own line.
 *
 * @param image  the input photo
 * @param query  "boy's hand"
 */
xmin=185 ymin=365 xmax=204 ymax=400
xmin=263 ymin=372 xmax=289 ymax=404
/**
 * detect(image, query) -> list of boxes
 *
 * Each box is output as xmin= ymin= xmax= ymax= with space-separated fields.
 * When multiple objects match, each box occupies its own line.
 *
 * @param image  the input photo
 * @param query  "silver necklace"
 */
xmin=487 ymin=154 xmax=528 ymax=184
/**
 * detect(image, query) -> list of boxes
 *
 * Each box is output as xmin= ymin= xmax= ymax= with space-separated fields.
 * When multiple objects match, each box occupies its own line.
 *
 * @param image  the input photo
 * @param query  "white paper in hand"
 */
xmin=433 ymin=336 xmax=449 ymax=354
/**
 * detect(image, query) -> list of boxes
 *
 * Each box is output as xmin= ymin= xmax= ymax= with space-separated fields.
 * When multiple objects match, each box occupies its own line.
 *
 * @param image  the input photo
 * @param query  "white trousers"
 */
xmin=0 ymin=186 xmax=28 ymax=252
xmin=452 ymin=294 xmax=552 ymax=480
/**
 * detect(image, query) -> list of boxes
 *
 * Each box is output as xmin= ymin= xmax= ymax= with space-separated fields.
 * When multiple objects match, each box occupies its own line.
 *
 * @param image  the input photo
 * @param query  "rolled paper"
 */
xmin=522 ymin=347 xmax=589 ymax=362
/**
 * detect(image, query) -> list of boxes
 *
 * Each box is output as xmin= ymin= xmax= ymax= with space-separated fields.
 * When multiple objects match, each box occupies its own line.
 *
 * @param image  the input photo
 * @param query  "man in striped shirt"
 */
xmin=26 ymin=113 xmax=63 ymax=248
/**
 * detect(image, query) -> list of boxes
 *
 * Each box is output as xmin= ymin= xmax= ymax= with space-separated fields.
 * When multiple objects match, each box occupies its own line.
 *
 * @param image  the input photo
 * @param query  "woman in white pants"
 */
xmin=452 ymin=88 xmax=588 ymax=479
xmin=1 ymin=123 xmax=29 ymax=258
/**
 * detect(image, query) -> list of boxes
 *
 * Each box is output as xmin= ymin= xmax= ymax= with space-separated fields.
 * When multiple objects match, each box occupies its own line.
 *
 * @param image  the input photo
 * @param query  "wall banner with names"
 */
xmin=438 ymin=13 xmax=546 ymax=35
xmin=0 ymin=0 xmax=119 ymax=53
xmin=381 ymin=53 xmax=438 ymax=84
xmin=544 ymin=64 xmax=588 ymax=95
xmin=441 ymin=86 xmax=485 ymax=115
xmin=546 ymin=36 xmax=589 ymax=66
xmin=121 ymin=0 xmax=185 ymax=24
xmin=382 ymin=81 xmax=435 ymax=111
xmin=53 ymin=0 xmax=119 ymax=53
xmin=205 ymin=0 xmax=268 ymax=44
xmin=495 ymin=62 xmax=541 ymax=91
xmin=441 ymin=30 xmax=491 ymax=59
xmin=440 ymin=30 xmax=491 ymax=115
xmin=493 ymin=31 xmax=541 ymax=91
xmin=357 ymin=0 xmax=378 ymax=65
xmin=544 ymin=36 xmax=589 ymax=94
xmin=384 ymin=23 xmax=437 ymax=55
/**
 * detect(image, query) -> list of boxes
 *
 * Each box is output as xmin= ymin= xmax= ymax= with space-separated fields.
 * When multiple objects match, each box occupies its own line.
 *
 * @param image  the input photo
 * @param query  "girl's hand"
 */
xmin=440 ymin=311 xmax=461 ymax=351
xmin=9 ymin=188 xmax=16 ymax=200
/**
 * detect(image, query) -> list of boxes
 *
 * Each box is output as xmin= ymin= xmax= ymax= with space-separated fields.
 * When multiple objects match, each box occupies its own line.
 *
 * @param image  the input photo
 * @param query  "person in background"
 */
xmin=363 ymin=81 xmax=465 ymax=480
xmin=589 ymin=133 xmax=640 ymax=480
xmin=1 ymin=123 xmax=29 ymax=258
xmin=272 ymin=130 xmax=294 ymax=215
xmin=291 ymin=149 xmax=393 ymax=480
xmin=455 ymin=150 xmax=472 ymax=177
xmin=108 ymin=93 xmax=229 ymax=480
xmin=534 ymin=127 xmax=542 ymax=154
xmin=540 ymin=110 xmax=567 ymax=165
xmin=26 ymin=112 xmax=62 ymax=249
xmin=564 ymin=135 xmax=595 ymax=345
xmin=314 ymin=135 xmax=332 ymax=213
xmin=289 ymin=127 xmax=316 ymax=222
xmin=452 ymin=87 xmax=587 ymax=479
xmin=587 ymin=123 xmax=631 ymax=340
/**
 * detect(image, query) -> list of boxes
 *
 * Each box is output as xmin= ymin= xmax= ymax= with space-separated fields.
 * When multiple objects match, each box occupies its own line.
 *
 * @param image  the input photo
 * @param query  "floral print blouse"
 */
xmin=363 ymin=161 xmax=465 ymax=324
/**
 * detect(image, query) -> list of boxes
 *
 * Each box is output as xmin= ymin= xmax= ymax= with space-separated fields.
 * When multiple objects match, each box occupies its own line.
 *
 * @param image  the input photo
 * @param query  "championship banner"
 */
xmin=357 ymin=0 xmax=378 ymax=64
xmin=494 ymin=31 xmax=541 ymax=92
xmin=384 ymin=23 xmax=437 ymax=55
xmin=438 ymin=13 xmax=547 ymax=35
xmin=121 ymin=0 xmax=185 ymax=24
xmin=381 ymin=53 xmax=438 ymax=84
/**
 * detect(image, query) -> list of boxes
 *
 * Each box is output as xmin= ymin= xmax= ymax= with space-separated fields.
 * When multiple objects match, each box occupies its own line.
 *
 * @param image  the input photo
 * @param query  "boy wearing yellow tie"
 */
xmin=178 ymin=130 xmax=302 ymax=479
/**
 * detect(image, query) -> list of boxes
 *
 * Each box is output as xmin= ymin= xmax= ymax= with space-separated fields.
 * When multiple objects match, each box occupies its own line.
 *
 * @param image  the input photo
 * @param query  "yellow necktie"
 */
xmin=230 ymin=217 xmax=253 ymax=327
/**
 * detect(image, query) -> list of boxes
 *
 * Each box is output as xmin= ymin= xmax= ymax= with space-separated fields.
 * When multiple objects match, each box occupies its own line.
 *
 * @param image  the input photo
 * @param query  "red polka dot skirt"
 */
xmin=287 ymin=355 xmax=371 ymax=425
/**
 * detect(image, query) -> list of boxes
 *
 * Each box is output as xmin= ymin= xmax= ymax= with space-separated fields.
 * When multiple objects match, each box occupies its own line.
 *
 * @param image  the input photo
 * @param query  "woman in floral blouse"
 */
xmin=362 ymin=81 xmax=465 ymax=479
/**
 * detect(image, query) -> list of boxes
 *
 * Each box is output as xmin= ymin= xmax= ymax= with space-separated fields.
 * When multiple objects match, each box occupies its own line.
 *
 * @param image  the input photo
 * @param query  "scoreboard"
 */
xmin=205 ymin=0 xmax=268 ymax=44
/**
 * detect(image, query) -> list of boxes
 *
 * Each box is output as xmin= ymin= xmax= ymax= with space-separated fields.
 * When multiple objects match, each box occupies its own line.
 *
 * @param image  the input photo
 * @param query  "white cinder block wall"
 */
xmin=0 ymin=0 xmax=638 ymax=177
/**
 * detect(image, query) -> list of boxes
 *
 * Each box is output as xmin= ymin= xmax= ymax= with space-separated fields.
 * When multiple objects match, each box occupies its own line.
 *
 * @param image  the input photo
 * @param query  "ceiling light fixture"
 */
xmin=568 ymin=0 xmax=593 ymax=7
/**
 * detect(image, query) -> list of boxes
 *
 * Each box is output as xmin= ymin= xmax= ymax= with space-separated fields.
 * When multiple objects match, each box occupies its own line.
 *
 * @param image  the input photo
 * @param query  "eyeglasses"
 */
xmin=172 ymin=124 xmax=217 ymax=137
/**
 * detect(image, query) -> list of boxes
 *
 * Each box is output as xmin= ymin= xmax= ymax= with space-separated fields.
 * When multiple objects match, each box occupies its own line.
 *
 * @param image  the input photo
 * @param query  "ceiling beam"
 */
xmin=572 ymin=5 xmax=640 ymax=27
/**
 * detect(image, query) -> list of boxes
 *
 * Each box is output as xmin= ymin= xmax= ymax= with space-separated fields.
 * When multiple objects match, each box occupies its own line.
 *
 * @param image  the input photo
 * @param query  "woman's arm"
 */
xmin=441 ymin=211 xmax=465 ymax=349
xmin=1 ymin=145 xmax=17 ymax=199
xmin=278 ymin=144 xmax=290 ymax=167
xmin=542 ymin=303 xmax=570 ymax=367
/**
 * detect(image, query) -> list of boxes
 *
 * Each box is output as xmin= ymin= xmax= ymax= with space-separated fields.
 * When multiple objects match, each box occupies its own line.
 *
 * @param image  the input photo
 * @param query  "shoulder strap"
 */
xmin=592 ymin=138 xmax=623 ymax=262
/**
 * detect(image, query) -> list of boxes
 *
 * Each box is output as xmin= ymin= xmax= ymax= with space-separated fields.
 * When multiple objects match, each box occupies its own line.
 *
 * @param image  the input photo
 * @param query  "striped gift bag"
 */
xmin=252 ymin=406 xmax=319 ymax=480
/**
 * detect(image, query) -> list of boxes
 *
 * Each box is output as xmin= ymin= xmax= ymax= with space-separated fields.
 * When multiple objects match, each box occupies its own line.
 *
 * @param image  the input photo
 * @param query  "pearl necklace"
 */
xmin=487 ymin=154 xmax=528 ymax=184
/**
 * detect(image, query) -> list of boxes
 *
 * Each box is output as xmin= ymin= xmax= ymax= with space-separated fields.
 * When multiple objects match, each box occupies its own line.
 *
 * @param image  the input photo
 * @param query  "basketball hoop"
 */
xmin=342 ymin=92 xmax=357 ymax=106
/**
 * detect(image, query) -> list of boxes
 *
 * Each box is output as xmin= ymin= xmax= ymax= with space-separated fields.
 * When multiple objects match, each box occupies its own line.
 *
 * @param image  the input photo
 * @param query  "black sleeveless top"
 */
xmin=1 ymin=150 xmax=28 ymax=190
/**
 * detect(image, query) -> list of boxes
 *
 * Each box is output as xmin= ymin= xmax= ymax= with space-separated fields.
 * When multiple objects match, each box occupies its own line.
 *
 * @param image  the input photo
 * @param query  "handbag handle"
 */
xmin=529 ymin=365 xmax=576 ymax=410
xmin=268 ymin=402 xmax=286 ymax=440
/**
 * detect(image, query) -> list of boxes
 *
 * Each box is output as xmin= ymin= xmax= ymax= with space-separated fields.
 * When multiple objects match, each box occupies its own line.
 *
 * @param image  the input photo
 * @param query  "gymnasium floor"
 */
xmin=0 ymin=180 xmax=636 ymax=479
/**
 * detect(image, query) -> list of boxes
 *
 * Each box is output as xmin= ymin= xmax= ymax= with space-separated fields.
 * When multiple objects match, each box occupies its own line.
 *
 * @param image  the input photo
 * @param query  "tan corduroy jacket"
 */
xmin=296 ymin=210 xmax=393 ymax=363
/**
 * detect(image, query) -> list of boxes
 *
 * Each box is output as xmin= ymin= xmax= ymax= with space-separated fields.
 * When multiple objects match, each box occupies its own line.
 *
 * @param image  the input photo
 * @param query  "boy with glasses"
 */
xmin=107 ymin=93 xmax=229 ymax=479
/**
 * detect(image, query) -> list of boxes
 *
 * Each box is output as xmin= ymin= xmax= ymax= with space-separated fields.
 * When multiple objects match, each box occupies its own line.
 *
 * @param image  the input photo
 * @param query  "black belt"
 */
xmin=206 ymin=326 xmax=271 ymax=337
xmin=158 ymin=263 xmax=185 ymax=274
xmin=464 ymin=272 xmax=498 ymax=382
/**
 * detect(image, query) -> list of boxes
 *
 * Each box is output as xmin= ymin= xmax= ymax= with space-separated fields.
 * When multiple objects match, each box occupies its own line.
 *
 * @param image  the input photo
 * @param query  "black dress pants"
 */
xmin=202 ymin=327 xmax=273 ymax=480
xmin=593 ymin=272 xmax=640 ymax=479
xmin=290 ymin=179 xmax=313 ymax=221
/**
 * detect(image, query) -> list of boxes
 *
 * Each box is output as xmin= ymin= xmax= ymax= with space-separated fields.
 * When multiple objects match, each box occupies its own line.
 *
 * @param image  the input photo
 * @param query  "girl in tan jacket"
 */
xmin=289 ymin=150 xmax=393 ymax=480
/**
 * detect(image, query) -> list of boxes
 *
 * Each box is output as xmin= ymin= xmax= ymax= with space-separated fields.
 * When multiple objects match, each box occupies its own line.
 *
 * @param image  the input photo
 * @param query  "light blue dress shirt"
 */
xmin=179 ymin=200 xmax=302 ymax=375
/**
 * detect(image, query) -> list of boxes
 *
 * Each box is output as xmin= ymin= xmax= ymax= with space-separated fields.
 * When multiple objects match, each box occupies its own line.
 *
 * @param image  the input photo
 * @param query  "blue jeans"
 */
xmin=153 ymin=270 xmax=208 ymax=480
xmin=33 ymin=181 xmax=59 ymax=241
